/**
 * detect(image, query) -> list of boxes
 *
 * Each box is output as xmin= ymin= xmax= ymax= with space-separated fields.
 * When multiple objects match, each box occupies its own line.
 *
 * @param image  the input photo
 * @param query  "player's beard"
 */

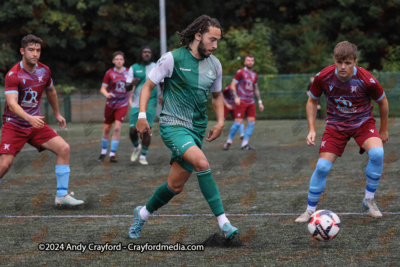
xmin=197 ymin=39 xmax=210 ymax=58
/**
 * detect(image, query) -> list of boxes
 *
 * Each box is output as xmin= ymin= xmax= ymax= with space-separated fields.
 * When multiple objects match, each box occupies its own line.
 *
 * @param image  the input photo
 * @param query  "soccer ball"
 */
xmin=308 ymin=210 xmax=341 ymax=242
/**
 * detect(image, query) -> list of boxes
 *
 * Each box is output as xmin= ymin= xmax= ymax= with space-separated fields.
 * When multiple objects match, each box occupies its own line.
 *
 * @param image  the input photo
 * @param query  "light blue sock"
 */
xmin=366 ymin=147 xmax=384 ymax=194
xmin=239 ymin=123 xmax=244 ymax=136
xmin=56 ymin=165 xmax=70 ymax=198
xmin=102 ymin=138 xmax=109 ymax=150
xmin=308 ymin=158 xmax=332 ymax=207
xmin=111 ymin=140 xmax=119 ymax=153
xmin=228 ymin=122 xmax=241 ymax=141
xmin=243 ymin=121 xmax=255 ymax=141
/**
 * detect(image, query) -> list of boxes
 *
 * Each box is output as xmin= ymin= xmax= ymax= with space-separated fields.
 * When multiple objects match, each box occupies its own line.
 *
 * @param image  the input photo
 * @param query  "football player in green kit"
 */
xmin=128 ymin=15 xmax=239 ymax=240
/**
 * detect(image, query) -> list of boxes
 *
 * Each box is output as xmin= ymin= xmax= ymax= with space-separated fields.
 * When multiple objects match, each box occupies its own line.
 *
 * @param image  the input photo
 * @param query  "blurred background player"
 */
xmin=223 ymin=55 xmax=264 ymax=150
xmin=0 ymin=34 xmax=84 ymax=206
xmin=129 ymin=15 xmax=239 ymax=240
xmin=98 ymin=51 xmax=130 ymax=163
xmin=126 ymin=46 xmax=163 ymax=165
xmin=295 ymin=41 xmax=389 ymax=222
xmin=222 ymin=84 xmax=244 ymax=143
xmin=306 ymin=76 xmax=322 ymax=119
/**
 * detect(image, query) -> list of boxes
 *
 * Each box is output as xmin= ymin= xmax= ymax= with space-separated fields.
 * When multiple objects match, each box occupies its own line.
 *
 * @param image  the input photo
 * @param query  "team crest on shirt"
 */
xmin=351 ymin=86 xmax=357 ymax=93
xmin=38 ymin=75 xmax=43 ymax=82
xmin=206 ymin=69 xmax=216 ymax=79
xmin=329 ymin=85 xmax=333 ymax=91
xmin=370 ymin=78 xmax=375 ymax=83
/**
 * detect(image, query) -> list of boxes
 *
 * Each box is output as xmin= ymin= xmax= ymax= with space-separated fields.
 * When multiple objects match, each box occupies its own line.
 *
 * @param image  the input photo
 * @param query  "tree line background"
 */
xmin=1 ymin=0 xmax=399 ymax=91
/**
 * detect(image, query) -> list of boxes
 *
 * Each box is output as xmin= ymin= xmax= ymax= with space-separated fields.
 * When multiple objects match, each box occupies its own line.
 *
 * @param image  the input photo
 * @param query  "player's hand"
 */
xmin=306 ymin=131 xmax=316 ymax=146
xmin=259 ymin=103 xmax=264 ymax=112
xmin=136 ymin=118 xmax=152 ymax=139
xmin=106 ymin=92 xmax=115 ymax=99
xmin=226 ymin=103 xmax=233 ymax=110
xmin=55 ymin=114 xmax=66 ymax=129
xmin=132 ymin=78 xmax=140 ymax=85
xmin=380 ymin=130 xmax=389 ymax=144
xmin=28 ymin=115 xmax=45 ymax=129
xmin=235 ymin=97 xmax=240 ymax=106
xmin=206 ymin=123 xmax=223 ymax=142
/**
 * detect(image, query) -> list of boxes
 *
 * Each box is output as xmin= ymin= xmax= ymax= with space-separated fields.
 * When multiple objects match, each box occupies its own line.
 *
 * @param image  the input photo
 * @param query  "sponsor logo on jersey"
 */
xmin=179 ymin=68 xmax=191 ymax=72
xmin=334 ymin=97 xmax=357 ymax=113
xmin=21 ymin=88 xmax=39 ymax=108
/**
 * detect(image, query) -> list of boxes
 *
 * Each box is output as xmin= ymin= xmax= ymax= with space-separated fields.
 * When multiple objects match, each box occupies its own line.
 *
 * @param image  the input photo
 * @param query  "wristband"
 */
xmin=258 ymin=100 xmax=263 ymax=104
xmin=138 ymin=112 xmax=146 ymax=119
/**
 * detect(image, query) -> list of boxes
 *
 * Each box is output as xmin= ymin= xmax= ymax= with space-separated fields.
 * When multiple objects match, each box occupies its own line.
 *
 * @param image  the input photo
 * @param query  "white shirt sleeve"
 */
xmin=126 ymin=66 xmax=134 ymax=83
xmin=148 ymin=52 xmax=174 ymax=84
xmin=210 ymin=63 xmax=222 ymax=93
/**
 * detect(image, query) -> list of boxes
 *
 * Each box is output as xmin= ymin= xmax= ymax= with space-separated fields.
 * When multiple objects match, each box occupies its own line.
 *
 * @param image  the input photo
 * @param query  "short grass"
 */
xmin=0 ymin=120 xmax=399 ymax=266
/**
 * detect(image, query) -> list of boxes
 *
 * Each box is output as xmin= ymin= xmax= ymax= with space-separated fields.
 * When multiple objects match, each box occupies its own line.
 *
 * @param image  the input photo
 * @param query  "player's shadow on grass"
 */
xmin=202 ymin=233 xmax=242 ymax=247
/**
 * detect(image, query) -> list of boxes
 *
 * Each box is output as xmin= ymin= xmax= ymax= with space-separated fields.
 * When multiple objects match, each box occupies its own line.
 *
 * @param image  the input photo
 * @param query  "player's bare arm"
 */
xmin=254 ymin=84 xmax=264 ymax=112
xmin=136 ymin=79 xmax=156 ymax=138
xmin=306 ymin=96 xmax=319 ymax=145
xmin=5 ymin=92 xmax=44 ymax=129
xmin=377 ymin=95 xmax=389 ymax=143
xmin=157 ymin=82 xmax=164 ymax=106
xmin=100 ymin=84 xmax=115 ymax=99
xmin=128 ymin=85 xmax=136 ymax=107
xmin=45 ymin=85 xmax=66 ymax=128
xmin=230 ymin=80 xmax=240 ymax=106
xmin=206 ymin=92 xmax=224 ymax=142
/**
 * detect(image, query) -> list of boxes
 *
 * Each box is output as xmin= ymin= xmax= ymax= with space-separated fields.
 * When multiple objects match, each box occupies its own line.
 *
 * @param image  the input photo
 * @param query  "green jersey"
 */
xmin=148 ymin=47 xmax=222 ymax=130
xmin=127 ymin=62 xmax=158 ymax=108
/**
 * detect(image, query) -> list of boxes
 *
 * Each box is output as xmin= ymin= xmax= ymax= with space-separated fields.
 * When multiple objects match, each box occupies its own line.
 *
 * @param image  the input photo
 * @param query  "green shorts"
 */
xmin=129 ymin=103 xmax=157 ymax=129
xmin=159 ymin=125 xmax=205 ymax=173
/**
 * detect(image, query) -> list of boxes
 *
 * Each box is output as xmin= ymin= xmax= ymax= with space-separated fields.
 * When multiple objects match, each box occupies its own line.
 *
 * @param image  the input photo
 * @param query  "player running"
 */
xmin=222 ymin=84 xmax=244 ymax=140
xmin=128 ymin=15 xmax=239 ymax=240
xmin=126 ymin=46 xmax=163 ymax=165
xmin=0 ymin=34 xmax=84 ymax=206
xmin=223 ymin=55 xmax=264 ymax=150
xmin=98 ymin=51 xmax=130 ymax=163
xmin=295 ymin=41 xmax=389 ymax=222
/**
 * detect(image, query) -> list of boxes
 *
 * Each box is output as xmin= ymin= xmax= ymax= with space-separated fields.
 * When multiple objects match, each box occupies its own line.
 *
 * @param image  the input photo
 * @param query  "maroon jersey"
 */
xmin=102 ymin=67 xmax=129 ymax=109
xmin=233 ymin=67 xmax=258 ymax=105
xmin=222 ymin=85 xmax=234 ymax=105
xmin=310 ymin=65 xmax=385 ymax=131
xmin=4 ymin=61 xmax=52 ymax=128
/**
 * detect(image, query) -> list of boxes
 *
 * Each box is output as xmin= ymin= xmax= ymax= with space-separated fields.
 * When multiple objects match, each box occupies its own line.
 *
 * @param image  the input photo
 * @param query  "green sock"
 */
xmin=196 ymin=169 xmax=224 ymax=216
xmin=146 ymin=182 xmax=178 ymax=213
xmin=141 ymin=145 xmax=149 ymax=156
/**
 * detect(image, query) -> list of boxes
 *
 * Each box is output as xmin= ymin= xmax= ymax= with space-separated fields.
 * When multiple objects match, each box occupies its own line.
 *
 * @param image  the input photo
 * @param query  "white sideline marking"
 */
xmin=0 ymin=212 xmax=399 ymax=218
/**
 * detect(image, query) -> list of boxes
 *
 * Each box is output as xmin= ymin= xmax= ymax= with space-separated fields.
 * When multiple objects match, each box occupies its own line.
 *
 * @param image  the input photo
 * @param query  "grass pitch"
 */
xmin=0 ymin=119 xmax=399 ymax=266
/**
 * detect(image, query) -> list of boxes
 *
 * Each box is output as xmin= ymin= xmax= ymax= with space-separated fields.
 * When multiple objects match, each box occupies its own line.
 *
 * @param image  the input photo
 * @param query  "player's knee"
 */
xmin=0 ymin=158 xmax=12 ymax=172
xmin=315 ymin=158 xmax=332 ymax=176
xmin=59 ymin=143 xmax=70 ymax=157
xmin=168 ymin=184 xmax=183 ymax=194
xmin=368 ymin=147 xmax=384 ymax=164
xmin=193 ymin=159 xmax=210 ymax=172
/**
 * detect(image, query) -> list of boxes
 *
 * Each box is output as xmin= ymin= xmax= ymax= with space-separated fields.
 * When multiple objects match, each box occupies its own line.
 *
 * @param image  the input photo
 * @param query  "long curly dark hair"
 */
xmin=177 ymin=15 xmax=224 ymax=49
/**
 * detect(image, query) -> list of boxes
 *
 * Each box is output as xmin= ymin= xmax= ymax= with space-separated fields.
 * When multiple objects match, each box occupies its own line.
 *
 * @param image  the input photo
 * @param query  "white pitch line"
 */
xmin=0 ymin=212 xmax=399 ymax=218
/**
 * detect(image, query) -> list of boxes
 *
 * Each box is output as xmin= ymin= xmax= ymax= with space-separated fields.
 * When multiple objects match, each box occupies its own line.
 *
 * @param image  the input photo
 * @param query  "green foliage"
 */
xmin=382 ymin=46 xmax=400 ymax=71
xmin=0 ymin=0 xmax=399 ymax=88
xmin=213 ymin=20 xmax=277 ymax=75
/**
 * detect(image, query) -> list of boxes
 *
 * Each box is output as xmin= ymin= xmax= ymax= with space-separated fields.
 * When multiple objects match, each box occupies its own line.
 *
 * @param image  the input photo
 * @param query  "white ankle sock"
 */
xmin=365 ymin=190 xmax=374 ymax=199
xmin=139 ymin=206 xmax=151 ymax=220
xmin=217 ymin=213 xmax=229 ymax=229
xmin=307 ymin=205 xmax=316 ymax=212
